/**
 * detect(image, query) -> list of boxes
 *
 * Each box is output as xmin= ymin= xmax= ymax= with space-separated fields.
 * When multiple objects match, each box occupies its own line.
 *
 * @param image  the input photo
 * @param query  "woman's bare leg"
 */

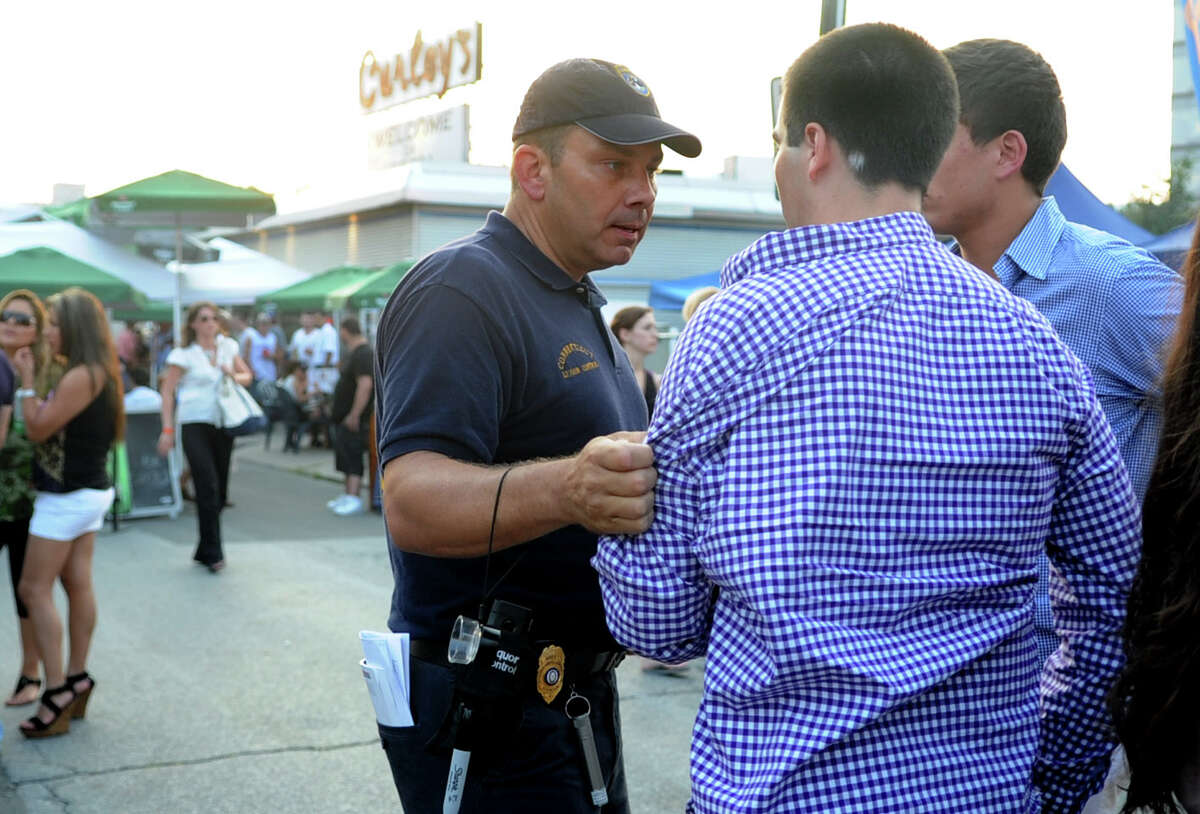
xmin=18 ymin=534 xmax=73 ymax=726
xmin=59 ymin=532 xmax=96 ymax=677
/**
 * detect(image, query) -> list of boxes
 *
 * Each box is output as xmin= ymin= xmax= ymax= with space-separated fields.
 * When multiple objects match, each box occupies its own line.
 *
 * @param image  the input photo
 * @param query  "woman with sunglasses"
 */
xmin=0 ymin=290 xmax=51 ymax=708
xmin=13 ymin=287 xmax=123 ymax=738
xmin=157 ymin=301 xmax=252 ymax=573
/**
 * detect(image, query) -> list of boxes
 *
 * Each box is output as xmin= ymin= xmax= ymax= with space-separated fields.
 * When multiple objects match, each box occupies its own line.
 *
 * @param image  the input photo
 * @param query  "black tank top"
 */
xmin=35 ymin=376 xmax=117 ymax=493
xmin=642 ymin=369 xmax=658 ymax=418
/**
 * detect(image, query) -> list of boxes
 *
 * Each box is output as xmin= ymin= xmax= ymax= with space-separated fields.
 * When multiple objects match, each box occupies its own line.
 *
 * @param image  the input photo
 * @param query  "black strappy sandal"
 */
xmin=19 ymin=683 xmax=78 ymax=738
xmin=66 ymin=671 xmax=95 ymax=719
xmin=5 ymin=674 xmax=41 ymax=706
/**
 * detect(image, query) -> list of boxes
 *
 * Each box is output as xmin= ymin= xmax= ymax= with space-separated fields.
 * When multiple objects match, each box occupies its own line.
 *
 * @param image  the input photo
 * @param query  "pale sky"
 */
xmin=1 ymin=1 xmax=1176 ymax=212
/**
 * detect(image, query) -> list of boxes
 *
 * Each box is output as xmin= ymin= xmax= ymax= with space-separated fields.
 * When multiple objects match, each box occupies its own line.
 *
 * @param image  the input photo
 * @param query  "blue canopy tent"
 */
xmin=1139 ymin=220 xmax=1194 ymax=271
xmin=1045 ymin=164 xmax=1153 ymax=246
xmin=649 ymin=270 xmax=722 ymax=311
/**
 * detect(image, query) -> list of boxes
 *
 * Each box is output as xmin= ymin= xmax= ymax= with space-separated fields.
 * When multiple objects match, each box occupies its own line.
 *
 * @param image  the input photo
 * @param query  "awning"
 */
xmin=0 ymin=246 xmax=149 ymax=308
xmin=0 ymin=220 xmax=175 ymax=300
xmin=255 ymin=265 xmax=380 ymax=312
xmin=328 ymin=260 xmax=415 ymax=310
xmin=649 ymin=271 xmax=721 ymax=311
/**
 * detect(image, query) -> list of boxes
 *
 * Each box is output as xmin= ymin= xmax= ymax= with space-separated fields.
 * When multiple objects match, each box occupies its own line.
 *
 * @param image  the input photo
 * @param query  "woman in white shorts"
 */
xmin=12 ymin=288 xmax=123 ymax=738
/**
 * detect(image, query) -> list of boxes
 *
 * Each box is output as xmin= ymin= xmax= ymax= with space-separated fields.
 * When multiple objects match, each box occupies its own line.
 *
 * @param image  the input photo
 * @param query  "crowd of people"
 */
xmin=370 ymin=28 xmax=1196 ymax=814
xmin=5 ymin=21 xmax=1200 ymax=814
xmin=0 ymin=294 xmax=378 ymax=741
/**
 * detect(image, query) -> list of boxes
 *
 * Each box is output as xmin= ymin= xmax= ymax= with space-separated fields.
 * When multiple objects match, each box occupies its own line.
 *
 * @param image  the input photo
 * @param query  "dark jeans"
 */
xmin=0 ymin=516 xmax=32 ymax=617
xmin=181 ymin=423 xmax=233 ymax=566
xmin=379 ymin=656 xmax=629 ymax=814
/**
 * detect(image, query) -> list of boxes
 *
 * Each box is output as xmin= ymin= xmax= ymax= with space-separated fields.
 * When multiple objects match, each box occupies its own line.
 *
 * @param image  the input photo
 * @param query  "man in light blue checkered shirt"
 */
xmin=924 ymin=39 xmax=1182 ymax=667
xmin=594 ymin=24 xmax=1141 ymax=814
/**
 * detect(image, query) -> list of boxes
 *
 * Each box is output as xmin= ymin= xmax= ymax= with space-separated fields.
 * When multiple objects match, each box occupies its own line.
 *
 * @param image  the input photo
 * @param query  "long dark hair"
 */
xmin=46 ymin=287 xmax=126 ymax=441
xmin=1110 ymin=225 xmax=1200 ymax=813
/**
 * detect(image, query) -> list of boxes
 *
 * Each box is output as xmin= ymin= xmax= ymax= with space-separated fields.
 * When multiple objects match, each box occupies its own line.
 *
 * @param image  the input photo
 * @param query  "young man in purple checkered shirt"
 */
xmin=594 ymin=24 xmax=1141 ymax=814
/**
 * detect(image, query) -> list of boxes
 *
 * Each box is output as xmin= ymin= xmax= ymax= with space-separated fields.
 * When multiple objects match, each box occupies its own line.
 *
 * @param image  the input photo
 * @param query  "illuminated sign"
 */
xmin=359 ymin=23 xmax=482 ymax=114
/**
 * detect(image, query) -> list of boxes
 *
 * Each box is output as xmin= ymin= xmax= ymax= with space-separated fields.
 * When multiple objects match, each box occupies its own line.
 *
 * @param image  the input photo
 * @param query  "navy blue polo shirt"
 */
xmin=375 ymin=211 xmax=648 ymax=650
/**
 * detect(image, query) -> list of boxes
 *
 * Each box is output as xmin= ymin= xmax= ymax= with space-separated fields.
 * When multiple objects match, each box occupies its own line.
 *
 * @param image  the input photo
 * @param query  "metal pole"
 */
xmin=820 ymin=0 xmax=845 ymax=35
xmin=173 ymin=213 xmax=184 ymax=348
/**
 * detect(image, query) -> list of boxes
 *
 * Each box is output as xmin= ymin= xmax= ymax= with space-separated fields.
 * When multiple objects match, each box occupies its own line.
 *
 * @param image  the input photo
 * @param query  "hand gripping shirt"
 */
xmin=593 ymin=212 xmax=1142 ymax=813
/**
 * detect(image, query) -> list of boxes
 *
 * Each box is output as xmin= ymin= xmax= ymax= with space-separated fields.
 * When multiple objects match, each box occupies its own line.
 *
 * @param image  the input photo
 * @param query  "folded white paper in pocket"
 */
xmin=359 ymin=630 xmax=413 ymax=727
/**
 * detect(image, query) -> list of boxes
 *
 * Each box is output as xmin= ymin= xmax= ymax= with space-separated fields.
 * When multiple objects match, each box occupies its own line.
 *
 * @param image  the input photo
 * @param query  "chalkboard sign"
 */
xmin=121 ymin=410 xmax=180 ymax=518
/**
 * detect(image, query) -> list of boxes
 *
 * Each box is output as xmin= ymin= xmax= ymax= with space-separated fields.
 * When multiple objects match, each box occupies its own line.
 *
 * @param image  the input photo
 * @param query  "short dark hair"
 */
xmin=510 ymin=124 xmax=574 ymax=193
xmin=782 ymin=23 xmax=958 ymax=193
xmin=340 ymin=317 xmax=362 ymax=336
xmin=943 ymin=39 xmax=1066 ymax=194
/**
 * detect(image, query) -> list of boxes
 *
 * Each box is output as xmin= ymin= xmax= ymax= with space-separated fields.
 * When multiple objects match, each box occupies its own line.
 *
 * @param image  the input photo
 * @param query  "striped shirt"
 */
xmin=594 ymin=212 xmax=1141 ymax=813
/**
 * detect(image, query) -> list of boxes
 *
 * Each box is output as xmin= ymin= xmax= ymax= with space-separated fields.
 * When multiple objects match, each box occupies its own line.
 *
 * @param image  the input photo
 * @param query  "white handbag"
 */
xmin=217 ymin=375 xmax=267 ymax=437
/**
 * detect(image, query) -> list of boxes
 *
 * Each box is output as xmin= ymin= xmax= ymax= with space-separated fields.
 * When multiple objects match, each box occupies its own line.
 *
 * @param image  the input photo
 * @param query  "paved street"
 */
xmin=0 ymin=440 xmax=703 ymax=812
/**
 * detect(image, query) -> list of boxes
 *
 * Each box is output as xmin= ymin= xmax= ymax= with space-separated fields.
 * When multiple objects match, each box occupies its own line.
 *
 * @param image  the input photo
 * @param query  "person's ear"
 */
xmin=513 ymin=144 xmax=550 ymax=201
xmin=995 ymin=130 xmax=1029 ymax=182
xmin=805 ymin=123 xmax=832 ymax=182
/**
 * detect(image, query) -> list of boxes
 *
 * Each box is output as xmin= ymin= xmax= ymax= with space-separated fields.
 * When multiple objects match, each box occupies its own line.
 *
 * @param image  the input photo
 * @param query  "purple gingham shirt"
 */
xmin=594 ymin=212 xmax=1141 ymax=813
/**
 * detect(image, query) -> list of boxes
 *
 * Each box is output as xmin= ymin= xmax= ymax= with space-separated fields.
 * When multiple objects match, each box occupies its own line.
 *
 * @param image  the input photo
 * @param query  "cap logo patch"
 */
xmin=613 ymin=64 xmax=651 ymax=97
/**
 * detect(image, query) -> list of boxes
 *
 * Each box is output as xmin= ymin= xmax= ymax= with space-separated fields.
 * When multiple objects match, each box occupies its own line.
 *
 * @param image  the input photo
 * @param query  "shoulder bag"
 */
xmin=217 ymin=375 xmax=267 ymax=437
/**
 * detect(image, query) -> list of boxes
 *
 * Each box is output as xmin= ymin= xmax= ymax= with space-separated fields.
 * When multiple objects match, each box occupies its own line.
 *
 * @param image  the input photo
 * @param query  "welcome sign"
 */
xmin=367 ymin=106 xmax=469 ymax=170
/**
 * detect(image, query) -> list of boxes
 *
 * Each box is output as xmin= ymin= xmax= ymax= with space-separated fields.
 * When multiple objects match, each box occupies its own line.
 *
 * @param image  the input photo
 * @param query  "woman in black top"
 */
xmin=12 ymin=288 xmax=124 ymax=738
xmin=610 ymin=306 xmax=662 ymax=419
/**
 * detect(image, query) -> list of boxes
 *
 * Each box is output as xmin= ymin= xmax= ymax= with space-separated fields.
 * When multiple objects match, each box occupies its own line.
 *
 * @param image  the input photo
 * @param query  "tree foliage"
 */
xmin=1120 ymin=158 xmax=1198 ymax=236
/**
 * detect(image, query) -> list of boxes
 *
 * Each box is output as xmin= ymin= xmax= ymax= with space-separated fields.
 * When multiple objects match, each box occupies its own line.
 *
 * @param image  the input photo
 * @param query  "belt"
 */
xmin=409 ymin=638 xmax=625 ymax=677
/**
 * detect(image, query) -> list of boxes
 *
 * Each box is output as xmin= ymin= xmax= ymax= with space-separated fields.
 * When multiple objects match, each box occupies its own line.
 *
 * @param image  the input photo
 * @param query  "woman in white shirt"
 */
xmin=156 ymin=302 xmax=252 ymax=573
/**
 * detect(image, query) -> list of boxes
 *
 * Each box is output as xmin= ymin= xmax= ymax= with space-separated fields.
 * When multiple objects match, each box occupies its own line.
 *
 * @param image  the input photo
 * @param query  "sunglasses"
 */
xmin=1 ymin=310 xmax=34 ymax=327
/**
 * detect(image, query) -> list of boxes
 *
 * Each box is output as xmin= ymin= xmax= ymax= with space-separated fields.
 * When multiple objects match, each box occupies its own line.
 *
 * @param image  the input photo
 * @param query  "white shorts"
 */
xmin=29 ymin=488 xmax=115 ymax=542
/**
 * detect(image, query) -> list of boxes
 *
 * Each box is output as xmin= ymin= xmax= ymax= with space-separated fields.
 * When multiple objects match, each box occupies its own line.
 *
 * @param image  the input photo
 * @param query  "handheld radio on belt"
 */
xmin=442 ymin=598 xmax=533 ymax=814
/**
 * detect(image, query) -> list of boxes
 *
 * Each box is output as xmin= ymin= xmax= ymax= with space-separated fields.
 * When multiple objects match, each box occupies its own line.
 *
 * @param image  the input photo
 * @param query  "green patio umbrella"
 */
xmin=47 ymin=170 xmax=277 ymax=343
xmin=109 ymin=301 xmax=174 ymax=323
xmin=256 ymin=265 xmax=379 ymax=313
xmin=332 ymin=260 xmax=416 ymax=310
xmin=0 ymin=246 xmax=148 ymax=308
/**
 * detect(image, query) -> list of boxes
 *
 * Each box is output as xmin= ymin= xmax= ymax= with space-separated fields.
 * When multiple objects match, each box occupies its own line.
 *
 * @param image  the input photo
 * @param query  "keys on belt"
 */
xmin=565 ymin=689 xmax=609 ymax=807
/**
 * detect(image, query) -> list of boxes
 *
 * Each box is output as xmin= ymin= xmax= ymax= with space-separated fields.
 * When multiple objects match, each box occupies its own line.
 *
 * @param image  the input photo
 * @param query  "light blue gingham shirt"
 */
xmin=987 ymin=197 xmax=1181 ymax=665
xmin=594 ymin=212 xmax=1142 ymax=813
xmin=993 ymin=196 xmax=1181 ymax=500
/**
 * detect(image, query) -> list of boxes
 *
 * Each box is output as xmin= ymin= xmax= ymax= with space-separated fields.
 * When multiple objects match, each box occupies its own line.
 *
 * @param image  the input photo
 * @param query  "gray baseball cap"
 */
xmin=512 ymin=59 xmax=702 ymax=158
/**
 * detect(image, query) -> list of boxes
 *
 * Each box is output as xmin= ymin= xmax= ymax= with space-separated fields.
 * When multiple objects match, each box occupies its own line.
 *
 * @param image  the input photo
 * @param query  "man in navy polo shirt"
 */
xmin=373 ymin=58 xmax=701 ymax=812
